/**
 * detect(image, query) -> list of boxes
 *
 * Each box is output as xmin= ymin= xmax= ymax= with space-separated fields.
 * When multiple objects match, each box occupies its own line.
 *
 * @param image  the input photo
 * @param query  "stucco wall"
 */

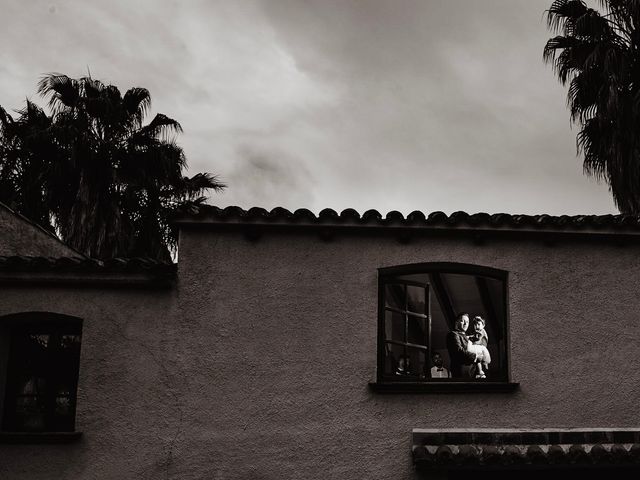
xmin=1 ymin=228 xmax=640 ymax=479
xmin=174 ymin=229 xmax=640 ymax=479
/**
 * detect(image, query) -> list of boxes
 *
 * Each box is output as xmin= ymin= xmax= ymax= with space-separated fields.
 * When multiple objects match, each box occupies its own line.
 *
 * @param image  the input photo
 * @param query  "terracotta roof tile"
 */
xmin=414 ymin=442 xmax=640 ymax=469
xmin=413 ymin=429 xmax=640 ymax=470
xmin=176 ymin=206 xmax=640 ymax=234
xmin=0 ymin=256 xmax=176 ymax=277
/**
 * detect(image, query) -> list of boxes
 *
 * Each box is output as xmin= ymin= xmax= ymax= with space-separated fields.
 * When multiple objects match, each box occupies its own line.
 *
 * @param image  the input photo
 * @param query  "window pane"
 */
xmin=18 ymin=376 xmax=46 ymax=396
xmin=406 ymin=347 xmax=428 ymax=379
xmin=384 ymin=343 xmax=415 ymax=376
xmin=440 ymin=274 xmax=482 ymax=315
xmin=384 ymin=310 xmax=405 ymax=343
xmin=60 ymin=334 xmax=81 ymax=349
xmin=384 ymin=284 xmax=405 ymax=309
xmin=15 ymin=395 xmax=45 ymax=431
xmin=29 ymin=334 xmax=49 ymax=348
xmin=55 ymin=384 xmax=72 ymax=416
xmin=429 ymin=292 xmax=450 ymax=347
xmin=407 ymin=316 xmax=427 ymax=347
xmin=21 ymin=335 xmax=49 ymax=369
xmin=13 ymin=376 xmax=46 ymax=431
xmin=406 ymin=285 xmax=426 ymax=314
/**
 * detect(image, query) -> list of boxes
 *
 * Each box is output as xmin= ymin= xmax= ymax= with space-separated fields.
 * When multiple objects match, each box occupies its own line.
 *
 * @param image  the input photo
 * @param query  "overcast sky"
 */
xmin=1 ymin=0 xmax=618 ymax=215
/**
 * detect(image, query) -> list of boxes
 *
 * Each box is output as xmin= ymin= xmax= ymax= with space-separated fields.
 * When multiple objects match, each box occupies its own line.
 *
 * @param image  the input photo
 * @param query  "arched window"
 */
xmin=0 ymin=312 xmax=82 ymax=432
xmin=377 ymin=263 xmax=509 ymax=385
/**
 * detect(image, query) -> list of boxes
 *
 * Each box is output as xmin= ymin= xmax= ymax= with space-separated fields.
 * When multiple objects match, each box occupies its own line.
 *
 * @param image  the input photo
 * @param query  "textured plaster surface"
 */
xmin=1 ymin=228 xmax=640 ymax=478
xmin=0 ymin=205 xmax=82 ymax=257
xmin=174 ymin=230 xmax=640 ymax=479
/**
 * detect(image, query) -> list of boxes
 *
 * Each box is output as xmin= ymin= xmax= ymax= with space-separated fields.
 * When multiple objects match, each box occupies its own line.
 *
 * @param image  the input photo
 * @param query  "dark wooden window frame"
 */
xmin=0 ymin=312 xmax=83 ymax=434
xmin=382 ymin=279 xmax=430 ymax=378
xmin=372 ymin=262 xmax=519 ymax=393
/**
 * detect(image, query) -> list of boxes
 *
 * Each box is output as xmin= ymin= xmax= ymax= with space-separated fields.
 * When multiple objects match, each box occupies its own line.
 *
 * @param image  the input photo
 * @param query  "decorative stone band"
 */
xmin=412 ymin=429 xmax=640 ymax=470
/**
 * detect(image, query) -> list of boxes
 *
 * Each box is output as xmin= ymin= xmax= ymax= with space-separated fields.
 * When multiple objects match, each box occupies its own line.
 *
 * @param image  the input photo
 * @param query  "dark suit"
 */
xmin=446 ymin=330 xmax=476 ymax=378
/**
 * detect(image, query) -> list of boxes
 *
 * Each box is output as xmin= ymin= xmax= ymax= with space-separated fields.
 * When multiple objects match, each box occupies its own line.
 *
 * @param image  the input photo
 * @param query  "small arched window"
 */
xmin=0 ymin=312 xmax=82 ymax=432
xmin=377 ymin=263 xmax=510 ymax=385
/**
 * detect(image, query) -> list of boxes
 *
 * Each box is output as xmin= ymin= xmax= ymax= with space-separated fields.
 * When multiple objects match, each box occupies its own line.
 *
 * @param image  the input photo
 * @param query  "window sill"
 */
xmin=369 ymin=381 xmax=519 ymax=393
xmin=0 ymin=431 xmax=83 ymax=444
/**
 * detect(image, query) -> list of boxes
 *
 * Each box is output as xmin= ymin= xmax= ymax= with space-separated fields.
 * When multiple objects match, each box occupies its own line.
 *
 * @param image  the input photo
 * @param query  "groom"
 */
xmin=446 ymin=312 xmax=476 ymax=378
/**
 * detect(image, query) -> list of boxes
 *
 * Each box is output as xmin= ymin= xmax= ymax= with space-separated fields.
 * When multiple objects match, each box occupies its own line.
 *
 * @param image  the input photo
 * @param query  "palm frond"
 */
xmin=123 ymin=87 xmax=151 ymax=127
xmin=572 ymin=8 xmax=613 ymax=39
xmin=546 ymin=0 xmax=589 ymax=34
xmin=567 ymin=70 xmax=601 ymax=122
xmin=141 ymin=113 xmax=184 ymax=139
xmin=0 ymin=105 xmax=12 ymax=129
xmin=181 ymin=172 xmax=226 ymax=195
xmin=103 ymin=85 xmax=122 ymax=105
xmin=37 ymin=73 xmax=80 ymax=113
xmin=82 ymin=77 xmax=105 ymax=99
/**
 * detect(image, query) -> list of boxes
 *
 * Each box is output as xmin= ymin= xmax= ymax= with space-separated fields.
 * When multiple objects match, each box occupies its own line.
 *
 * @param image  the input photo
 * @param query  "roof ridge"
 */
xmin=174 ymin=205 xmax=637 ymax=232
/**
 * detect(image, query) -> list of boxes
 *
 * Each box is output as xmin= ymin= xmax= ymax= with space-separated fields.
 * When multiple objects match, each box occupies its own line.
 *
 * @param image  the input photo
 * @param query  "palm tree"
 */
xmin=0 ymin=74 xmax=224 ymax=260
xmin=0 ymin=101 xmax=58 ymax=230
xmin=544 ymin=0 xmax=640 ymax=214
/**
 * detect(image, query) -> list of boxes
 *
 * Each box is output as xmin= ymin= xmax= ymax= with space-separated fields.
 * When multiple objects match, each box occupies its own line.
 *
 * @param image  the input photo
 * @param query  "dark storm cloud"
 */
xmin=256 ymin=0 xmax=615 ymax=213
xmin=0 ymin=0 xmax=617 ymax=215
xmin=226 ymin=145 xmax=315 ymax=208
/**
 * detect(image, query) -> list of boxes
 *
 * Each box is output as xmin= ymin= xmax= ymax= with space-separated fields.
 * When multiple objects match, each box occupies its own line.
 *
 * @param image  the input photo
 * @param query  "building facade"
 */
xmin=1 ymin=205 xmax=640 ymax=478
